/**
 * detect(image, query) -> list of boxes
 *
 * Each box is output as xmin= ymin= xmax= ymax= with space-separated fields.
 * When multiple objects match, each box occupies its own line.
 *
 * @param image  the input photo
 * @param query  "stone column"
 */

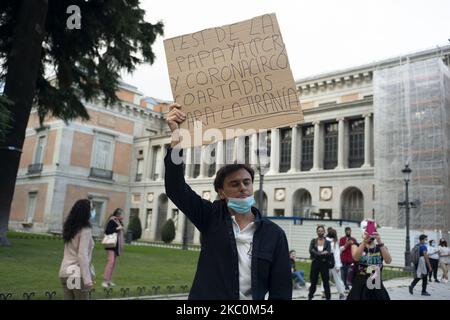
xmin=184 ymin=147 xmax=192 ymax=179
xmin=288 ymin=125 xmax=300 ymax=173
xmin=336 ymin=117 xmax=347 ymax=169
xmin=311 ymin=121 xmax=322 ymax=171
xmin=198 ymin=145 xmax=207 ymax=178
xmin=362 ymin=113 xmax=372 ymax=168
xmin=156 ymin=144 xmax=165 ymax=180
xmin=235 ymin=136 xmax=245 ymax=164
xmin=250 ymin=133 xmax=258 ymax=167
xmin=215 ymin=140 xmax=224 ymax=172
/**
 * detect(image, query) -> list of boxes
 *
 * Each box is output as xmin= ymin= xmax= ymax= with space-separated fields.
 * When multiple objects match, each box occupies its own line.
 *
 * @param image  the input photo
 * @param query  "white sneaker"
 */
xmin=108 ymin=282 xmax=116 ymax=287
xmin=101 ymin=281 xmax=109 ymax=288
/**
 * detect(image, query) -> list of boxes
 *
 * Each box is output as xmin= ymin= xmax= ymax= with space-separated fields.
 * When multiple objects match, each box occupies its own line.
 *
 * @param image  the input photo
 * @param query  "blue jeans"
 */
xmin=292 ymin=270 xmax=306 ymax=286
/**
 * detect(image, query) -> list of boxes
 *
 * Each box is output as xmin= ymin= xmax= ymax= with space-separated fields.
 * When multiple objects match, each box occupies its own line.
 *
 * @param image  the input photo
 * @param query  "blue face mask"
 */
xmin=226 ymin=196 xmax=255 ymax=214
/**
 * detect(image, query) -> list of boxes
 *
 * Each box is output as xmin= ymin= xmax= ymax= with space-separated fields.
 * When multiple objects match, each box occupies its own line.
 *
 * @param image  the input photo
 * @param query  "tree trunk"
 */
xmin=0 ymin=0 xmax=48 ymax=246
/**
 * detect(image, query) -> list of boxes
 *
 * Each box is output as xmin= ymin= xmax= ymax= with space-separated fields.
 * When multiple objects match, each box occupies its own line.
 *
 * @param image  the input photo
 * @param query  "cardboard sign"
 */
xmin=164 ymin=13 xmax=303 ymax=147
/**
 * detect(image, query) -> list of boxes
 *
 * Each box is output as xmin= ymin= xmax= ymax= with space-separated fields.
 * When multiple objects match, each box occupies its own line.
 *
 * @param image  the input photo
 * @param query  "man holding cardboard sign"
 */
xmin=165 ymin=102 xmax=292 ymax=300
xmin=164 ymin=13 xmax=303 ymax=148
xmin=163 ymin=14 xmax=296 ymax=300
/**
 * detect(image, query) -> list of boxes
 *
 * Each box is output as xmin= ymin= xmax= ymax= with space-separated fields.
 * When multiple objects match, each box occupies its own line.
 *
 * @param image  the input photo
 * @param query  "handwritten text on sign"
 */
xmin=164 ymin=13 xmax=303 ymax=146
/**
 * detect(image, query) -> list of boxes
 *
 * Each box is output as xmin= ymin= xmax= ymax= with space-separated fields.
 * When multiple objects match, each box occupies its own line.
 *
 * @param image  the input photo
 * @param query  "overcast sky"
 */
xmin=121 ymin=0 xmax=450 ymax=100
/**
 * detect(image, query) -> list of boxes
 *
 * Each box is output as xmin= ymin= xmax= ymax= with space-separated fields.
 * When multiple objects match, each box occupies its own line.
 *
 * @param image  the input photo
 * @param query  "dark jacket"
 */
xmin=164 ymin=148 xmax=292 ymax=300
xmin=104 ymin=218 xmax=122 ymax=255
xmin=309 ymin=238 xmax=332 ymax=263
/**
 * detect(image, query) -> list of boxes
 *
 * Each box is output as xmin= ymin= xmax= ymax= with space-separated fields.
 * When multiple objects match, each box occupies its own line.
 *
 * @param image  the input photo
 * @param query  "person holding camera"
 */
xmin=347 ymin=219 xmax=392 ymax=300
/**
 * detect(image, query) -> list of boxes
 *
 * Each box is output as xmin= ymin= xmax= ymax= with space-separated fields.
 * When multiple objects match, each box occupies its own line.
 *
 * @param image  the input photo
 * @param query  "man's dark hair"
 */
xmin=419 ymin=234 xmax=428 ymax=241
xmin=213 ymin=163 xmax=254 ymax=192
xmin=316 ymin=225 xmax=325 ymax=232
xmin=345 ymin=227 xmax=351 ymax=232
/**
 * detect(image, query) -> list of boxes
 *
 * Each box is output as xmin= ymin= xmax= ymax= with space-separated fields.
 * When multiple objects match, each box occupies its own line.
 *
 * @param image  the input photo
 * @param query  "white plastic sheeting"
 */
xmin=374 ymin=58 xmax=450 ymax=232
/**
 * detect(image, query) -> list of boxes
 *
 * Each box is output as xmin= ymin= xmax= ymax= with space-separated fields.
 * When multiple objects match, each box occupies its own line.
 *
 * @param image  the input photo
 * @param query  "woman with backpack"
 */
xmin=347 ymin=219 xmax=392 ymax=300
xmin=308 ymin=225 xmax=332 ymax=300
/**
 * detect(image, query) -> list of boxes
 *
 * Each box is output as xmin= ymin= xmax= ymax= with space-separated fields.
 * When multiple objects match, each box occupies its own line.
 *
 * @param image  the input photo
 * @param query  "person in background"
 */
xmin=308 ymin=225 xmax=332 ymax=300
xmin=289 ymin=250 xmax=307 ymax=289
xmin=438 ymin=239 xmax=449 ymax=283
xmin=59 ymin=199 xmax=95 ymax=300
xmin=328 ymin=229 xmax=346 ymax=299
xmin=409 ymin=234 xmax=433 ymax=296
xmin=347 ymin=219 xmax=392 ymax=300
xmin=102 ymin=208 xmax=125 ymax=288
xmin=339 ymin=227 xmax=358 ymax=292
xmin=427 ymin=239 xmax=440 ymax=283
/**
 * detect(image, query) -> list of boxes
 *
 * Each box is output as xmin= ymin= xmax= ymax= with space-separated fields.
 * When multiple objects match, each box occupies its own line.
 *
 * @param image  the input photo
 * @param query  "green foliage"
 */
xmin=128 ymin=215 xmax=142 ymax=241
xmin=161 ymin=219 xmax=176 ymax=244
xmin=0 ymin=0 xmax=164 ymax=123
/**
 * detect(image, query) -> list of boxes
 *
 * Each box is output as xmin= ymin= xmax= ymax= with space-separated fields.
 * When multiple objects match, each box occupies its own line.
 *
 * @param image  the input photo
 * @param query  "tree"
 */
xmin=161 ymin=219 xmax=176 ymax=244
xmin=0 ymin=0 xmax=164 ymax=246
xmin=127 ymin=214 xmax=142 ymax=241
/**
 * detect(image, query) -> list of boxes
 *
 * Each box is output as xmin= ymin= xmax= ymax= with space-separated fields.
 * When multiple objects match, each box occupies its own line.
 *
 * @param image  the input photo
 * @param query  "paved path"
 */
xmin=114 ymin=277 xmax=449 ymax=300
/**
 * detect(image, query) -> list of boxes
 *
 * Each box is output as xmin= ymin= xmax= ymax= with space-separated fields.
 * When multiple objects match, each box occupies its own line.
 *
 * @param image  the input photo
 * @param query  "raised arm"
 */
xmin=164 ymin=103 xmax=214 ymax=232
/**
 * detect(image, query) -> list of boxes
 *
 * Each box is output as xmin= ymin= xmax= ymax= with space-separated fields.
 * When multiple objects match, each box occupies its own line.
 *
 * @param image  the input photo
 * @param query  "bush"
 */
xmin=127 ymin=215 xmax=142 ymax=241
xmin=161 ymin=219 xmax=176 ymax=243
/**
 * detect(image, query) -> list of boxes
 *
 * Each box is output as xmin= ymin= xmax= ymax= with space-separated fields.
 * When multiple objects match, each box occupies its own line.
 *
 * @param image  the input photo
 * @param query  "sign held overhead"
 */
xmin=164 ymin=13 xmax=303 ymax=147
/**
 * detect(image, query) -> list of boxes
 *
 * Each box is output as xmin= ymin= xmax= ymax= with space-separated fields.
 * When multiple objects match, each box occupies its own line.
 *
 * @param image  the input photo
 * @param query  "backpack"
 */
xmin=410 ymin=243 xmax=421 ymax=265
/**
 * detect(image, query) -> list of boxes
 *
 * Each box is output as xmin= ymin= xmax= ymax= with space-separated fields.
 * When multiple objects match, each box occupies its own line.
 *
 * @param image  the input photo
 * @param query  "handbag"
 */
xmin=102 ymin=232 xmax=118 ymax=248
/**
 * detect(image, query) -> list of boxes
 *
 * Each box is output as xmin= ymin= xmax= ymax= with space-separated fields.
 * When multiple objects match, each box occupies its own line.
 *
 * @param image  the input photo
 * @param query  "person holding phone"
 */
xmin=347 ymin=219 xmax=392 ymax=300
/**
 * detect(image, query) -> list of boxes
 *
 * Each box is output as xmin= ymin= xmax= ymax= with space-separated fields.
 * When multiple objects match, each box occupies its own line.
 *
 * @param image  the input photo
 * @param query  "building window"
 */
xmin=25 ymin=192 xmax=38 ymax=223
xmin=136 ymin=159 xmax=143 ymax=181
xmin=324 ymin=122 xmax=338 ymax=170
xmin=224 ymin=139 xmax=234 ymax=164
xmin=274 ymin=209 xmax=285 ymax=217
xmin=34 ymin=135 xmax=46 ymax=164
xmin=91 ymin=199 xmax=105 ymax=227
xmin=150 ymin=146 xmax=159 ymax=180
xmin=193 ymin=146 xmax=201 ymax=178
xmin=207 ymin=144 xmax=216 ymax=177
xmin=244 ymin=136 xmax=250 ymax=165
xmin=145 ymin=209 xmax=152 ymax=230
xmin=90 ymin=132 xmax=115 ymax=180
xmin=301 ymin=125 xmax=314 ymax=171
xmin=279 ymin=128 xmax=292 ymax=172
xmin=349 ymin=119 xmax=365 ymax=168
xmin=93 ymin=138 xmax=112 ymax=170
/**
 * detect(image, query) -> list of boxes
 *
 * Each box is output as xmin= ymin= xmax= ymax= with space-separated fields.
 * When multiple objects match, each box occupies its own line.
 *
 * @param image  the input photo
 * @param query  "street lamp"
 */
xmin=398 ymin=164 xmax=412 ymax=269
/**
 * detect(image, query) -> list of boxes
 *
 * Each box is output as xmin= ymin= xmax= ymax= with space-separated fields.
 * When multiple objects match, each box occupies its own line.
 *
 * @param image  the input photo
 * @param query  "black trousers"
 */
xmin=341 ymin=263 xmax=351 ymax=289
xmin=308 ymin=260 xmax=330 ymax=300
xmin=411 ymin=264 xmax=428 ymax=293
xmin=429 ymin=259 xmax=439 ymax=281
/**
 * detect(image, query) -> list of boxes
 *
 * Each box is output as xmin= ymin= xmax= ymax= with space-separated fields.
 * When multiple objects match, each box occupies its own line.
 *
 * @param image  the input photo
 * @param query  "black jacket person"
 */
xmin=164 ymin=103 xmax=292 ymax=300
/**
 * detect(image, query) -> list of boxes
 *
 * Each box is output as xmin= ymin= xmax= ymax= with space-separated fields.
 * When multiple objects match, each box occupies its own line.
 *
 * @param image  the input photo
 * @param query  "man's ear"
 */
xmin=218 ymin=189 xmax=225 ymax=200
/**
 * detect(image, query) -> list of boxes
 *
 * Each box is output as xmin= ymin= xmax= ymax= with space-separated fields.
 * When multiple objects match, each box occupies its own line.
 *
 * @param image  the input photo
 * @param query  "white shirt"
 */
xmin=439 ymin=246 xmax=450 ymax=264
xmin=427 ymin=245 xmax=440 ymax=260
xmin=231 ymin=216 xmax=256 ymax=300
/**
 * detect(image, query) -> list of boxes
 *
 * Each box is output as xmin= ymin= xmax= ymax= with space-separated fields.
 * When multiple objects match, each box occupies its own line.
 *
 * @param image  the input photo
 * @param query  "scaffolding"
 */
xmin=374 ymin=58 xmax=450 ymax=232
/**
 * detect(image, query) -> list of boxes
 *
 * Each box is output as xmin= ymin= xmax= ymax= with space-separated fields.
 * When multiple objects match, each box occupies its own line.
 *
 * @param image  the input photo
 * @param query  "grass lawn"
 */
xmin=0 ymin=232 xmax=200 ymax=300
